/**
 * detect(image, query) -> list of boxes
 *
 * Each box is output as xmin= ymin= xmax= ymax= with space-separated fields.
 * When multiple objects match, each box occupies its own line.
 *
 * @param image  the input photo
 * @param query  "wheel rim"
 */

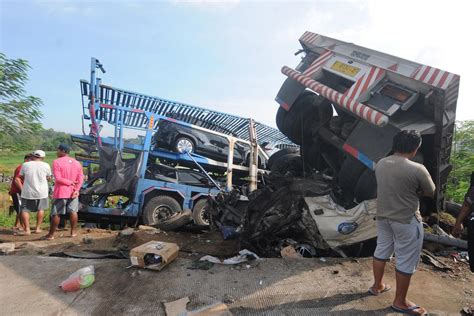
xmin=152 ymin=204 xmax=177 ymax=223
xmin=198 ymin=206 xmax=210 ymax=225
xmin=176 ymin=139 xmax=193 ymax=153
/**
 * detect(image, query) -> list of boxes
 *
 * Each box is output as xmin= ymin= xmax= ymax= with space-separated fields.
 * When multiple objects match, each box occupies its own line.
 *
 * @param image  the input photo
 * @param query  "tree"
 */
xmin=0 ymin=53 xmax=43 ymax=142
xmin=446 ymin=120 xmax=474 ymax=203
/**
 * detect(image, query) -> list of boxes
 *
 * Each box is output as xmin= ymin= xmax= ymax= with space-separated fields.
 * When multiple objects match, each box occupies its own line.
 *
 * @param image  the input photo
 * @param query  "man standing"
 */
xmin=9 ymin=154 xmax=32 ymax=231
xmin=19 ymin=150 xmax=52 ymax=235
xmin=44 ymin=144 xmax=83 ymax=240
xmin=452 ymin=172 xmax=474 ymax=272
xmin=370 ymin=130 xmax=435 ymax=316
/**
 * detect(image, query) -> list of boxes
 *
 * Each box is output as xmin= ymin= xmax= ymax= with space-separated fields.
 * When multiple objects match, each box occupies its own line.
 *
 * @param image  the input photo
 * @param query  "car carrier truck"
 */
xmin=275 ymin=32 xmax=460 ymax=213
xmin=74 ymin=58 xmax=293 ymax=228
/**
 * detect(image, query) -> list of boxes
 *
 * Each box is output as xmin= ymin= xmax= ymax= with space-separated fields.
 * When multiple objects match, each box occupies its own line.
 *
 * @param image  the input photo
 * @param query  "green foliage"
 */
xmin=0 ymin=53 xmax=43 ymax=139
xmin=446 ymin=120 xmax=474 ymax=203
xmin=0 ymin=128 xmax=78 ymax=152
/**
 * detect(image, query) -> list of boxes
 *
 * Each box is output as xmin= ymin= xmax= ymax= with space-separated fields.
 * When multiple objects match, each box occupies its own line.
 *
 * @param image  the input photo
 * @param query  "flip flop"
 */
xmin=368 ymin=284 xmax=391 ymax=296
xmin=40 ymin=235 xmax=54 ymax=241
xmin=391 ymin=304 xmax=427 ymax=315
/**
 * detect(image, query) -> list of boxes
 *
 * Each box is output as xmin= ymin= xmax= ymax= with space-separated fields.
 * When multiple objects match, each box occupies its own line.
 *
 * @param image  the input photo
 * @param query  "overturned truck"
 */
xmin=210 ymin=32 xmax=460 ymax=257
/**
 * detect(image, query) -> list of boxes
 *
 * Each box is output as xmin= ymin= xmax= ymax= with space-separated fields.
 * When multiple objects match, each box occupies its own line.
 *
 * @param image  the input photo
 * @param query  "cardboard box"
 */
xmin=129 ymin=241 xmax=179 ymax=271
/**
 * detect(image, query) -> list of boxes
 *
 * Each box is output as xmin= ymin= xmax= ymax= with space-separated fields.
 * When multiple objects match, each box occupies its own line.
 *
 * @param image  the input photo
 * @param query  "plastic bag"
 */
xmin=60 ymin=265 xmax=95 ymax=292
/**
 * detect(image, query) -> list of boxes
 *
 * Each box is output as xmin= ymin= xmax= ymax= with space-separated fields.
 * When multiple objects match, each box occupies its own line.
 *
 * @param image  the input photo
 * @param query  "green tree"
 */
xmin=446 ymin=120 xmax=474 ymax=203
xmin=0 ymin=53 xmax=43 ymax=143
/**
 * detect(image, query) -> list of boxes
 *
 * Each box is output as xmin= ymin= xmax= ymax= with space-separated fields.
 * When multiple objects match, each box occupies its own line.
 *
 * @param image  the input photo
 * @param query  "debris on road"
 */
xmin=129 ymin=241 xmax=179 ymax=271
xmin=164 ymin=296 xmax=190 ymax=316
xmin=420 ymin=250 xmax=453 ymax=272
xmin=138 ymin=225 xmax=161 ymax=234
xmin=60 ymin=265 xmax=95 ymax=292
xmin=200 ymin=249 xmax=259 ymax=265
xmin=118 ymin=227 xmax=134 ymax=237
xmin=0 ymin=242 xmax=15 ymax=254
xmin=280 ymin=245 xmax=303 ymax=259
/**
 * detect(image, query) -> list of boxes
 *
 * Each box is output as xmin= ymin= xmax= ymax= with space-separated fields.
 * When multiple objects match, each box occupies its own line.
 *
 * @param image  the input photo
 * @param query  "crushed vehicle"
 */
xmin=73 ymin=58 xmax=293 ymax=229
xmin=209 ymin=31 xmax=460 ymax=257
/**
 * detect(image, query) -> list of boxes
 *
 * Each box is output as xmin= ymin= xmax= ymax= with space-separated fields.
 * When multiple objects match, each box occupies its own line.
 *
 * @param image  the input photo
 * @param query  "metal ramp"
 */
xmin=80 ymin=80 xmax=293 ymax=145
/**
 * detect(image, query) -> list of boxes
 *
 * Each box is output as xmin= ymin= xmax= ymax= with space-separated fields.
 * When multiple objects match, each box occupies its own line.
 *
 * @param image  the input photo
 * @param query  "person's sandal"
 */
xmin=391 ymin=304 xmax=427 ymax=315
xmin=368 ymin=284 xmax=391 ymax=296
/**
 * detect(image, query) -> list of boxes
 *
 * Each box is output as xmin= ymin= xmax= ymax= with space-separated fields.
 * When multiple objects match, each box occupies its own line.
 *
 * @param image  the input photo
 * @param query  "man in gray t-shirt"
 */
xmin=19 ymin=150 xmax=52 ymax=235
xmin=369 ymin=130 xmax=434 ymax=316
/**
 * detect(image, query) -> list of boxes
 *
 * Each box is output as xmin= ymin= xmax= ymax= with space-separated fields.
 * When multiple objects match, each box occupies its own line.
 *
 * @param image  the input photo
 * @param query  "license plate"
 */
xmin=330 ymin=61 xmax=360 ymax=77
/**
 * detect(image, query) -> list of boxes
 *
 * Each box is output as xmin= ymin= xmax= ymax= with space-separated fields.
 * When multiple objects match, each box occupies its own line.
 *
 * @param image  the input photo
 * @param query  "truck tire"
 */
xmin=276 ymin=106 xmax=287 ymax=133
xmin=142 ymin=195 xmax=191 ymax=230
xmin=354 ymin=169 xmax=377 ymax=203
xmin=192 ymin=199 xmax=210 ymax=226
xmin=285 ymin=93 xmax=333 ymax=145
xmin=270 ymin=153 xmax=303 ymax=176
xmin=338 ymin=156 xmax=367 ymax=194
xmin=267 ymin=148 xmax=300 ymax=169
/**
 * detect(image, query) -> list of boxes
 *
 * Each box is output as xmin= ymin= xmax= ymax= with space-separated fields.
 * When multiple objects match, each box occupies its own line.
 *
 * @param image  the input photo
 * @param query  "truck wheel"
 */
xmin=338 ymin=156 xmax=366 ymax=194
xmin=174 ymin=136 xmax=194 ymax=154
xmin=267 ymin=148 xmax=300 ymax=169
xmin=276 ymin=106 xmax=287 ymax=133
xmin=192 ymin=199 xmax=210 ymax=226
xmin=142 ymin=195 xmax=190 ymax=230
xmin=283 ymin=93 xmax=333 ymax=145
xmin=354 ymin=169 xmax=377 ymax=203
xmin=270 ymin=153 xmax=303 ymax=176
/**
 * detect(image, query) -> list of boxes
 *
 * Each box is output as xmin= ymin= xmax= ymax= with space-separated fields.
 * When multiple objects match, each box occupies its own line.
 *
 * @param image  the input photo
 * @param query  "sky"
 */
xmin=1 ymin=0 xmax=473 ymax=137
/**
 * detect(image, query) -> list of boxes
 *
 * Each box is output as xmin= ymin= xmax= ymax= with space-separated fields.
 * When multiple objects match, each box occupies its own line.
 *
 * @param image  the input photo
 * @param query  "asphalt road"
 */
xmin=1 ymin=255 xmax=472 ymax=315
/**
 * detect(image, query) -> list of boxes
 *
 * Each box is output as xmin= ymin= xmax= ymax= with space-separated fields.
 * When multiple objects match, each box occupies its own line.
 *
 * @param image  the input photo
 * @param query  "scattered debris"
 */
xmin=199 ymin=249 xmax=259 ymax=265
xmin=0 ymin=242 xmax=15 ymax=254
xmin=280 ymin=245 xmax=303 ymax=259
xmin=164 ymin=297 xmax=190 ymax=316
xmin=420 ymin=249 xmax=453 ymax=272
xmin=49 ymin=251 xmax=127 ymax=259
xmin=119 ymin=227 xmax=134 ymax=237
xmin=138 ymin=225 xmax=161 ymax=234
xmin=60 ymin=265 xmax=95 ymax=292
xmin=320 ymin=257 xmax=327 ymax=263
xmin=82 ymin=236 xmax=93 ymax=244
xmin=461 ymin=305 xmax=474 ymax=316
xmin=222 ymin=294 xmax=235 ymax=304
xmin=129 ymin=241 xmax=179 ymax=271
xmin=424 ymin=232 xmax=468 ymax=249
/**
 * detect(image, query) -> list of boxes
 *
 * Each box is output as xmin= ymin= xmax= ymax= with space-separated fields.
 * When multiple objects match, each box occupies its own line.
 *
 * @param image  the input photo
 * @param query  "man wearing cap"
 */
xmin=19 ymin=150 xmax=52 ymax=235
xmin=44 ymin=144 xmax=84 ymax=239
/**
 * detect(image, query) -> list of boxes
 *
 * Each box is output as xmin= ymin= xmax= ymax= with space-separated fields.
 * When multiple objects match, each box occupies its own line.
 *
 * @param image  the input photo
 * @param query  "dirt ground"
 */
xmin=0 ymin=226 xmax=473 ymax=315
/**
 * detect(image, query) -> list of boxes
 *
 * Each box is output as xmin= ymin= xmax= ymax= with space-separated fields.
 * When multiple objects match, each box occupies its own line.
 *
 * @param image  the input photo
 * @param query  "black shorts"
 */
xmin=10 ymin=194 xmax=21 ymax=214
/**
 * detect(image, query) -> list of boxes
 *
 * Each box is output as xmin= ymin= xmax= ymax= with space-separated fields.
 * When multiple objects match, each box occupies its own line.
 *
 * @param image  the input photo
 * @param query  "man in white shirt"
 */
xmin=19 ymin=150 xmax=52 ymax=235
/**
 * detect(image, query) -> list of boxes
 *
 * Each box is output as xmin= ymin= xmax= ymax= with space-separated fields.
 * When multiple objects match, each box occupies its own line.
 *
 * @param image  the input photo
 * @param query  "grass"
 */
xmin=0 ymin=151 xmax=58 ymax=174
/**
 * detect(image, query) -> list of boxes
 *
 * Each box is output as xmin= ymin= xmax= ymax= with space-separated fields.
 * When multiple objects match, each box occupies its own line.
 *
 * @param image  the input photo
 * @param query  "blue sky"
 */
xmin=1 ymin=0 xmax=473 ymax=136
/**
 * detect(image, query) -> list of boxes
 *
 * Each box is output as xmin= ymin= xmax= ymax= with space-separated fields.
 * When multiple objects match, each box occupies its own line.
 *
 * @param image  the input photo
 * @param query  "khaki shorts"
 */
xmin=373 ymin=216 xmax=423 ymax=275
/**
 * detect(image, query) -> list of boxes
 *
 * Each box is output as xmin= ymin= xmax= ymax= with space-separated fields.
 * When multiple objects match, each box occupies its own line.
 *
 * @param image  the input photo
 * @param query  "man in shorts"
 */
xmin=452 ymin=172 xmax=474 ymax=272
xmin=9 ymin=154 xmax=32 ymax=231
xmin=19 ymin=150 xmax=52 ymax=235
xmin=370 ymin=130 xmax=435 ymax=315
xmin=44 ymin=144 xmax=84 ymax=240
